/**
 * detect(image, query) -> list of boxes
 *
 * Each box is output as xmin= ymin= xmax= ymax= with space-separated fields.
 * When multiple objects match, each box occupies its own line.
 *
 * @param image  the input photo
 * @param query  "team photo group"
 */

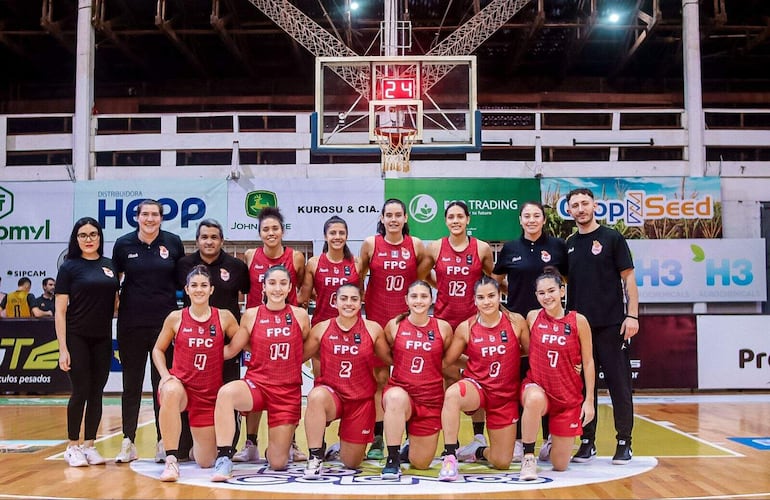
xmin=55 ymin=187 xmax=639 ymax=484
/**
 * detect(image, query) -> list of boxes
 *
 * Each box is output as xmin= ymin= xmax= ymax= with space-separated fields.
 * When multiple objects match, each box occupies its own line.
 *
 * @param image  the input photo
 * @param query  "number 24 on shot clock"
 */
xmin=381 ymin=78 xmax=417 ymax=100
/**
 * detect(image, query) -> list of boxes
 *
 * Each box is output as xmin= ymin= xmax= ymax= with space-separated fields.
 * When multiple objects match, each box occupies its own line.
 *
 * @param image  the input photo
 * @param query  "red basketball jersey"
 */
xmin=246 ymin=247 xmax=299 ymax=308
xmin=311 ymin=253 xmax=359 ymax=326
xmin=364 ymin=235 xmax=417 ymax=327
xmin=463 ymin=313 xmax=521 ymax=403
xmin=316 ymin=315 xmax=377 ymax=401
xmin=389 ymin=316 xmax=445 ymax=408
xmin=527 ymin=309 xmax=584 ymax=408
xmin=244 ymin=304 xmax=304 ymax=387
xmin=433 ymin=237 xmax=483 ymax=329
xmin=170 ymin=307 xmax=224 ymax=397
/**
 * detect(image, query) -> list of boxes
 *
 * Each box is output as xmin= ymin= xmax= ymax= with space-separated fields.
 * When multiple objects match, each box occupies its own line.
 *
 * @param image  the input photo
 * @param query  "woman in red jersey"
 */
xmin=237 ymin=206 xmax=306 ymax=463
xmin=380 ymin=280 xmax=453 ymax=480
xmin=301 ymin=283 xmax=389 ymax=479
xmin=419 ymin=201 xmax=494 ymax=461
xmin=209 ymin=265 xmax=311 ymax=481
xmin=419 ymin=201 xmax=494 ymax=330
xmin=438 ymin=276 xmax=530 ymax=482
xmin=298 ymin=215 xmax=361 ymax=376
xmin=359 ymin=198 xmax=427 ymax=459
xmin=152 ymin=265 xmax=244 ymax=482
xmin=518 ymin=270 xmax=595 ymax=481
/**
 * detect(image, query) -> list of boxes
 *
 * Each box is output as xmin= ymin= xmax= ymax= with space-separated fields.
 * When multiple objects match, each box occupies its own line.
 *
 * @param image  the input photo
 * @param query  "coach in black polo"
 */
xmin=112 ymin=199 xmax=185 ymax=463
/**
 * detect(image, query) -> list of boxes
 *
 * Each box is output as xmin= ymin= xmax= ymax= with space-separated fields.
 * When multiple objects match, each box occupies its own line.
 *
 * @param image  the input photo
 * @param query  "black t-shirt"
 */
xmin=176 ymin=251 xmax=250 ymax=321
xmin=565 ymin=225 xmax=633 ymax=328
xmin=493 ymin=234 xmax=568 ymax=315
xmin=31 ymin=295 xmax=55 ymax=315
xmin=56 ymin=256 xmax=120 ymax=338
xmin=112 ymin=229 xmax=185 ymax=328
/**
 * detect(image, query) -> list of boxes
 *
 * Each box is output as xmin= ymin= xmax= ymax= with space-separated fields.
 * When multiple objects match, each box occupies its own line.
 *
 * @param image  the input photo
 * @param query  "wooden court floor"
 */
xmin=1 ymin=392 xmax=769 ymax=499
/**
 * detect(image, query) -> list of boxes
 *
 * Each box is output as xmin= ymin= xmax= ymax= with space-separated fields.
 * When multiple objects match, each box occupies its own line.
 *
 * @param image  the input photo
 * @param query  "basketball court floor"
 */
xmin=1 ymin=392 xmax=769 ymax=499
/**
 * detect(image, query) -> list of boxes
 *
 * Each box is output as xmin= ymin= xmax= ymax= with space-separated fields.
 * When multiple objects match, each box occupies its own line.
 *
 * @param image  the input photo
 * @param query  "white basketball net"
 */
xmin=374 ymin=127 xmax=417 ymax=173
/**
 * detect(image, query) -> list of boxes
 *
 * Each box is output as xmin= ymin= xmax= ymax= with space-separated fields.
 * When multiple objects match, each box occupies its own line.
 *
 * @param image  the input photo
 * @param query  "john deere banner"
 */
xmin=385 ymin=178 xmax=541 ymax=240
xmin=540 ymin=177 xmax=722 ymax=239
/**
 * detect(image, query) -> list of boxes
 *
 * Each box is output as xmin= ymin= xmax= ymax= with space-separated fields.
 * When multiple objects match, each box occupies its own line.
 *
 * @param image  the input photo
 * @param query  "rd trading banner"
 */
xmin=385 ymin=178 xmax=541 ymax=241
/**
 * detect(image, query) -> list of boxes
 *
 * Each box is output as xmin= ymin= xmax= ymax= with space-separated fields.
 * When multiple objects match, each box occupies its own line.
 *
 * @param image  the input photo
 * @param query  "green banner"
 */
xmin=385 ymin=178 xmax=541 ymax=240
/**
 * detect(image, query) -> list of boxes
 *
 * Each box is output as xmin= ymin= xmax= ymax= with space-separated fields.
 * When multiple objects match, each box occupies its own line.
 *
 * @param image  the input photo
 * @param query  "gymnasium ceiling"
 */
xmin=1 ymin=0 xmax=769 ymax=109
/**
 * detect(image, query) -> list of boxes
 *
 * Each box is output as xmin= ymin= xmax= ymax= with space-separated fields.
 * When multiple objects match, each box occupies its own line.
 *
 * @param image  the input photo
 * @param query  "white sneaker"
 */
xmin=324 ymin=442 xmax=341 ymax=461
xmin=519 ymin=454 xmax=538 ymax=481
xmin=232 ymin=439 xmax=259 ymax=463
xmin=155 ymin=442 xmax=166 ymax=463
xmin=457 ymin=433 xmax=487 ymax=463
xmin=304 ymin=456 xmax=323 ymax=479
xmin=115 ymin=437 xmax=138 ymax=463
xmin=82 ymin=446 xmax=106 ymax=465
xmin=512 ymin=439 xmax=524 ymax=463
xmin=159 ymin=455 xmax=180 ymax=482
xmin=290 ymin=440 xmax=307 ymax=462
xmin=64 ymin=445 xmax=89 ymax=467
xmin=538 ymin=435 xmax=552 ymax=462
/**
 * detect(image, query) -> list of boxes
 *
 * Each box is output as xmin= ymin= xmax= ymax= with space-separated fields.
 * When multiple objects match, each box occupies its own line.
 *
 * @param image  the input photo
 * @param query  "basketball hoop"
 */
xmin=374 ymin=126 xmax=418 ymax=173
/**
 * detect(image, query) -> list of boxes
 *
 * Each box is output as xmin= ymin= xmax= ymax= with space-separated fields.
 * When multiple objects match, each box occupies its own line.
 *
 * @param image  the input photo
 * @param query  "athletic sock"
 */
xmin=473 ymin=421 xmax=485 ymax=436
xmin=523 ymin=442 xmax=536 ymax=455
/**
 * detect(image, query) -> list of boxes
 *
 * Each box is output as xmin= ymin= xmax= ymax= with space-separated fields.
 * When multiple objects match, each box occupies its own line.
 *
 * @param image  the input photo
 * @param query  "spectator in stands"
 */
xmin=32 ymin=277 xmax=56 ymax=318
xmin=1 ymin=277 xmax=35 ymax=318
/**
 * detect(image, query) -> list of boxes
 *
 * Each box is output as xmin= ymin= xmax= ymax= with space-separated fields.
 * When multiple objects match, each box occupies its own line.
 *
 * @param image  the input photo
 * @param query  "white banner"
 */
xmin=630 ymin=239 xmax=767 ymax=303
xmin=226 ymin=177 xmax=384 ymax=252
xmin=0 ymin=181 xmax=74 ymax=244
xmin=73 ymin=179 xmax=228 ymax=241
xmin=697 ymin=315 xmax=770 ymax=389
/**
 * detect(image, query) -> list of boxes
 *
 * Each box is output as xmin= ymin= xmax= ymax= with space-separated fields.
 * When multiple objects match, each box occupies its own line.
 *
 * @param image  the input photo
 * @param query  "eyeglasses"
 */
xmin=77 ymin=232 xmax=100 ymax=241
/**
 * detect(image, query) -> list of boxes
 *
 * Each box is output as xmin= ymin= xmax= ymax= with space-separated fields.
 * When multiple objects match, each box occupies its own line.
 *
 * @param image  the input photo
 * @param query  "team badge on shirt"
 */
xmin=592 ymin=240 xmax=603 ymax=255
xmin=541 ymin=250 xmax=552 ymax=263
xmin=102 ymin=267 xmax=114 ymax=278
xmin=159 ymin=245 xmax=169 ymax=259
xmin=401 ymin=248 xmax=411 ymax=260
xmin=220 ymin=268 xmax=230 ymax=281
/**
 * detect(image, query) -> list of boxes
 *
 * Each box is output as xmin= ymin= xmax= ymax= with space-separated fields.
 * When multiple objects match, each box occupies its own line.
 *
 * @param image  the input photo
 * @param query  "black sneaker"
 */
xmin=399 ymin=441 xmax=410 ymax=464
xmin=612 ymin=440 xmax=632 ymax=464
xmin=571 ymin=439 xmax=596 ymax=463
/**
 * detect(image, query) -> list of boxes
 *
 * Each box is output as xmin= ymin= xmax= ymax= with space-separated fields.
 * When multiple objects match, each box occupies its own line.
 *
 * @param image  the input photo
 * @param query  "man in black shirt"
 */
xmin=112 ymin=199 xmax=185 ymax=464
xmin=565 ymin=188 xmax=639 ymax=466
xmin=31 ymin=277 xmax=56 ymax=318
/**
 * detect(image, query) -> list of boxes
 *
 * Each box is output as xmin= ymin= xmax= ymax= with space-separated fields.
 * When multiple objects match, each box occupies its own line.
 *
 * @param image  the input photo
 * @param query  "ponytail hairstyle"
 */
xmin=322 ymin=215 xmax=353 ymax=260
xmin=395 ymin=279 xmax=433 ymax=324
xmin=535 ymin=265 xmax=564 ymax=288
xmin=473 ymin=275 xmax=506 ymax=313
xmin=185 ymin=264 xmax=211 ymax=286
xmin=261 ymin=264 xmax=291 ymax=305
xmin=257 ymin=206 xmax=285 ymax=231
xmin=376 ymin=198 xmax=410 ymax=236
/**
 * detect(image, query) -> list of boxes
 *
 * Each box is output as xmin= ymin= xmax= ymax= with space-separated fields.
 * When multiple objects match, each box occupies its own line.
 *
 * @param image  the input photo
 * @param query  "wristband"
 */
xmin=626 ymin=314 xmax=638 ymax=320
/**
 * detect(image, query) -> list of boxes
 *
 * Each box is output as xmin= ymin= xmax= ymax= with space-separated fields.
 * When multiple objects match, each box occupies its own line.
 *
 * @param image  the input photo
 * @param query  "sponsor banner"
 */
xmin=0 ymin=319 xmax=70 ymax=393
xmin=226 ymin=178 xmax=383 ymax=244
xmin=0 ymin=242 xmax=67 ymax=285
xmin=385 ymin=178 xmax=541 ymax=240
xmin=596 ymin=315 xmax=696 ymax=389
xmin=0 ymin=181 xmax=74 ymax=244
xmin=541 ymin=177 xmax=722 ymax=239
xmin=630 ymin=239 xmax=766 ymax=303
xmin=697 ymin=315 xmax=770 ymax=389
xmin=73 ymin=179 xmax=228 ymax=241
